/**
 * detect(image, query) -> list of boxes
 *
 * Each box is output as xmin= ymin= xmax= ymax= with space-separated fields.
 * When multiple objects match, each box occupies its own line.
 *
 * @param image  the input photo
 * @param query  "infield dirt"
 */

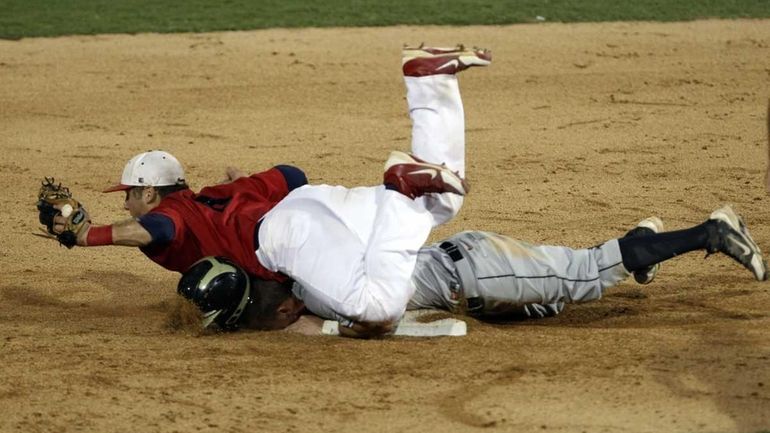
xmin=1 ymin=19 xmax=769 ymax=433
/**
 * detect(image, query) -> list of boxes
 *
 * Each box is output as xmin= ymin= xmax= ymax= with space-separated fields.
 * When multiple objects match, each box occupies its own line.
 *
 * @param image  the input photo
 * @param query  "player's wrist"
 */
xmin=85 ymin=225 xmax=113 ymax=246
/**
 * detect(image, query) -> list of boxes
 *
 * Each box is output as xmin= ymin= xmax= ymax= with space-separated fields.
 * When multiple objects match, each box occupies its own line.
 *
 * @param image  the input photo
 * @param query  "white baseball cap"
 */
xmin=103 ymin=150 xmax=186 ymax=193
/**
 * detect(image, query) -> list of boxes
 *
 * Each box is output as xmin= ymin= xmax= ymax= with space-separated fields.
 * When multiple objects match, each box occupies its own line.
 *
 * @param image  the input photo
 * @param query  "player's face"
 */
xmin=124 ymin=187 xmax=152 ymax=218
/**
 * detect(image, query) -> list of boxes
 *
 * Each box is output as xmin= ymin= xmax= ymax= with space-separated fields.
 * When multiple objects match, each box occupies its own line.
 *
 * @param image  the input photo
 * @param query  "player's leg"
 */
xmin=407 ymin=205 xmax=766 ymax=320
xmin=619 ymin=205 xmax=767 ymax=281
xmin=402 ymin=45 xmax=490 ymax=225
xmin=407 ymin=230 xmax=628 ymax=319
xmin=456 ymin=231 xmax=628 ymax=311
xmin=408 ymin=216 xmax=666 ymax=318
xmin=404 ymin=73 xmax=465 ymax=176
xmin=409 ymin=217 xmax=664 ymax=317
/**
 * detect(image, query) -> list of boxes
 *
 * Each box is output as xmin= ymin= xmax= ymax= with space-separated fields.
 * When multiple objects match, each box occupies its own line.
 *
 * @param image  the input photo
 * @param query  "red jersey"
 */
xmin=139 ymin=168 xmax=290 ymax=280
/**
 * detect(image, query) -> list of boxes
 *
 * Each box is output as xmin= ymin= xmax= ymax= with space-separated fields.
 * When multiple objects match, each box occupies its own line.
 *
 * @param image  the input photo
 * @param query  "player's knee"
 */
xmin=377 ymin=302 xmax=408 ymax=323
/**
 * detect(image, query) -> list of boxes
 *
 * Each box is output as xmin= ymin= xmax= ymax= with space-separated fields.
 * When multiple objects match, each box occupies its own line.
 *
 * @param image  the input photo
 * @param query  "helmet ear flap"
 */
xmin=177 ymin=259 xmax=215 ymax=306
xmin=177 ymin=257 xmax=251 ymax=331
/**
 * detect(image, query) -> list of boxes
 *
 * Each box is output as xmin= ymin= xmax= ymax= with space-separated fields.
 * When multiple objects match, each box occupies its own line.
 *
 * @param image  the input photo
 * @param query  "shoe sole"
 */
xmin=633 ymin=216 xmax=664 ymax=284
xmin=402 ymin=45 xmax=492 ymax=73
xmin=402 ymin=50 xmax=492 ymax=67
xmin=709 ymin=205 xmax=768 ymax=281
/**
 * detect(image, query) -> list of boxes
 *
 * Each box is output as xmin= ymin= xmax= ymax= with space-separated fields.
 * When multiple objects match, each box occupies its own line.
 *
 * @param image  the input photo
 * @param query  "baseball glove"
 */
xmin=36 ymin=177 xmax=90 ymax=248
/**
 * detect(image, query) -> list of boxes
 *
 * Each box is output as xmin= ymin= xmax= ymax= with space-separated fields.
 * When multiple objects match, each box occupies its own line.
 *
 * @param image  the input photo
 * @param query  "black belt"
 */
xmin=252 ymin=219 xmax=263 ymax=251
xmin=438 ymin=241 xmax=484 ymax=314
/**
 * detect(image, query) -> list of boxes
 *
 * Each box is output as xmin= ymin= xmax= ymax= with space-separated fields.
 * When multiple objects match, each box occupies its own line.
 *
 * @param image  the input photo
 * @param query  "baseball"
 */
xmin=60 ymin=204 xmax=73 ymax=218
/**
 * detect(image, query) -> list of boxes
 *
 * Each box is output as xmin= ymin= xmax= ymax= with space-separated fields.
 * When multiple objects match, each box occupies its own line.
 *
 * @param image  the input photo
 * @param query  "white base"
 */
xmin=321 ymin=310 xmax=467 ymax=337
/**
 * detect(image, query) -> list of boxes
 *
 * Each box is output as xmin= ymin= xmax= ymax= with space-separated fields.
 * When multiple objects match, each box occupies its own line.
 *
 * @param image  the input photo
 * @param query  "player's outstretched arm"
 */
xmin=36 ymin=178 xmax=154 ymax=248
xmin=52 ymin=217 xmax=153 ymax=247
xmin=108 ymin=219 xmax=153 ymax=247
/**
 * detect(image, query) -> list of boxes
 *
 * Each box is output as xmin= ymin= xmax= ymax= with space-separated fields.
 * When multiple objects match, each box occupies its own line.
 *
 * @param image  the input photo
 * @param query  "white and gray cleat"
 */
xmin=707 ymin=205 xmax=768 ymax=281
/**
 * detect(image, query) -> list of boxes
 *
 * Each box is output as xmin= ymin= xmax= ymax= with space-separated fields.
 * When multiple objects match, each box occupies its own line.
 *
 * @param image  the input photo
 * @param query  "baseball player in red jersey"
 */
xmin=47 ymin=152 xmax=307 ymax=281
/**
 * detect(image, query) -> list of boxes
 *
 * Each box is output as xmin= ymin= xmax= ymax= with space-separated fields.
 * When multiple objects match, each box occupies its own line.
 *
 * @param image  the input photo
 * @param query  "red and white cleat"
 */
xmin=402 ymin=44 xmax=491 ymax=77
xmin=383 ymin=151 xmax=469 ymax=199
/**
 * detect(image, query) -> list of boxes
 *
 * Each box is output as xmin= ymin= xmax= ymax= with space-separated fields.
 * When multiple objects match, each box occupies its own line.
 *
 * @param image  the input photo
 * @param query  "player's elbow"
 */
xmin=337 ymin=292 xmax=406 ymax=325
xmin=360 ymin=296 xmax=407 ymax=324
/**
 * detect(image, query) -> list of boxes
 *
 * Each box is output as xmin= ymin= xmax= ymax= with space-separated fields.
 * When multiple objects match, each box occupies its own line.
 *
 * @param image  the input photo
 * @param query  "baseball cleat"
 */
xmin=383 ymin=151 xmax=469 ymax=199
xmin=624 ymin=216 xmax=665 ymax=284
xmin=402 ymin=44 xmax=491 ymax=77
xmin=706 ymin=205 xmax=768 ymax=281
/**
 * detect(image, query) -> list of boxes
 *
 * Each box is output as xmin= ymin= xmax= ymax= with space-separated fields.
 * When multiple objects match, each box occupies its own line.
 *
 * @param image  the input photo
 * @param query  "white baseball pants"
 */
xmin=406 ymin=75 xmax=466 ymax=226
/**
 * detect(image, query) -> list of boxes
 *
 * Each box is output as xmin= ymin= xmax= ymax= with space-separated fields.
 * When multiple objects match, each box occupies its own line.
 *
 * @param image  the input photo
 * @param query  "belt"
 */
xmin=438 ymin=241 xmax=484 ymax=314
xmin=252 ymin=219 xmax=263 ymax=251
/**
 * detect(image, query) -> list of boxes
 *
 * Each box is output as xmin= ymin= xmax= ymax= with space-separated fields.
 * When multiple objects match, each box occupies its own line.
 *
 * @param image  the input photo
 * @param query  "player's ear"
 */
xmin=281 ymin=297 xmax=305 ymax=316
xmin=143 ymin=187 xmax=160 ymax=205
xmin=276 ymin=299 xmax=294 ymax=316
xmin=275 ymin=297 xmax=304 ymax=323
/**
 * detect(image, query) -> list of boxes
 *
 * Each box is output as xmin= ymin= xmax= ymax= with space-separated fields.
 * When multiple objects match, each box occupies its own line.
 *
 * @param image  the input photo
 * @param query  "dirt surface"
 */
xmin=2 ymin=19 xmax=770 ymax=433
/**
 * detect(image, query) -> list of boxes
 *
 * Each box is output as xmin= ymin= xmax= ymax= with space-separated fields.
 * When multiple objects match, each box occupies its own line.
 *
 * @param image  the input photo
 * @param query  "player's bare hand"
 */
xmin=338 ymin=320 xmax=396 ymax=339
xmin=219 ymin=166 xmax=246 ymax=184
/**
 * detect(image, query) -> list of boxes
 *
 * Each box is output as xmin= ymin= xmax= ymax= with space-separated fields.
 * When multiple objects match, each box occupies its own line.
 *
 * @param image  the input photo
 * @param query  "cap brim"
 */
xmin=102 ymin=183 xmax=133 ymax=193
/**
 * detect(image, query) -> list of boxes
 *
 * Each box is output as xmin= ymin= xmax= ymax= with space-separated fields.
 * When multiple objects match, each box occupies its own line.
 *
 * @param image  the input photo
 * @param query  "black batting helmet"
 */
xmin=177 ymin=256 xmax=251 ymax=331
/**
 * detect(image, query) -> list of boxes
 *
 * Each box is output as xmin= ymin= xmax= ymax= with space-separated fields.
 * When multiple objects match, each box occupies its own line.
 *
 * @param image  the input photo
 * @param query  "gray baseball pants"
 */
xmin=408 ymin=231 xmax=630 ymax=318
